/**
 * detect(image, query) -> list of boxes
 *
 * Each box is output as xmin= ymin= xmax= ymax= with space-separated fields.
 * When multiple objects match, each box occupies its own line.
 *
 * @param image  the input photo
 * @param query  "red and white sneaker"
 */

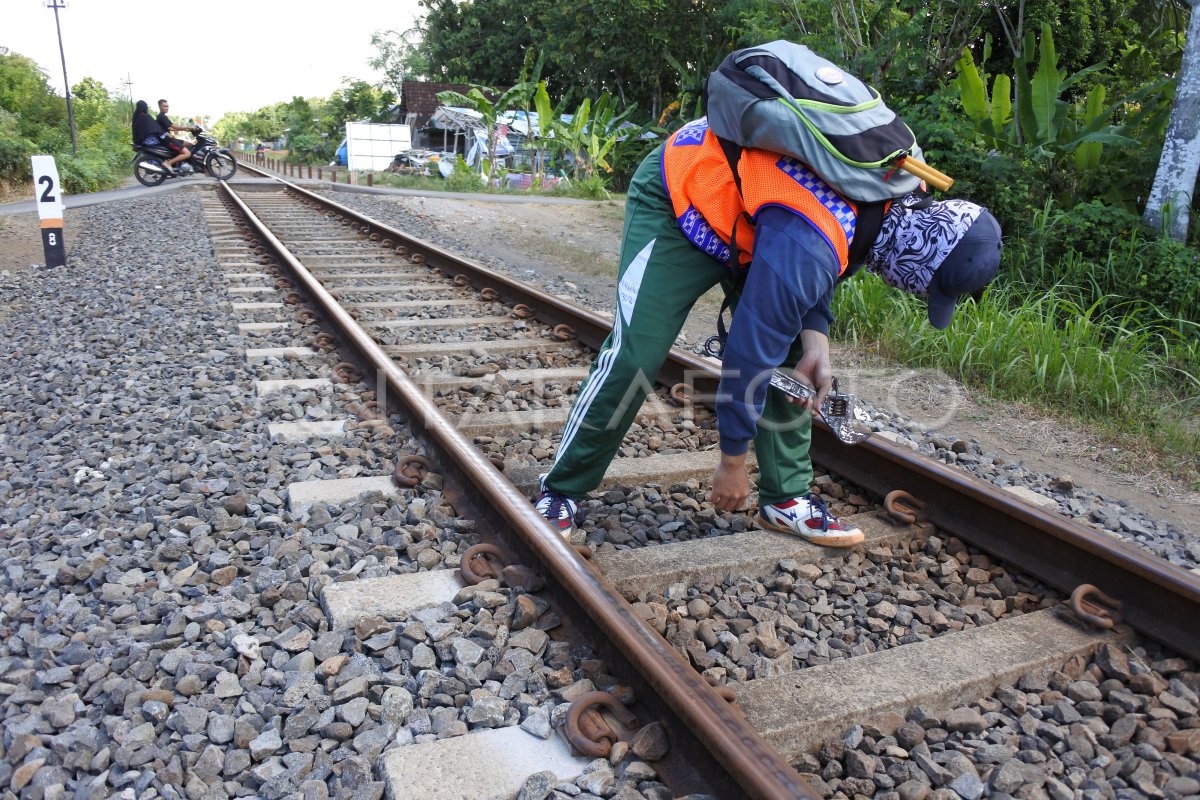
xmin=534 ymin=489 xmax=580 ymax=538
xmin=756 ymin=493 xmax=864 ymax=547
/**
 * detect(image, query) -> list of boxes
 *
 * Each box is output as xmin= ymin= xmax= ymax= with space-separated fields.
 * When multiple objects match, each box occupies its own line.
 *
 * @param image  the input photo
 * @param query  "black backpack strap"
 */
xmin=703 ymin=210 xmax=754 ymax=358
xmin=846 ymin=188 xmax=930 ymax=271
xmin=715 ymin=134 xmax=744 ymax=196
xmin=848 ymin=200 xmax=885 ymax=268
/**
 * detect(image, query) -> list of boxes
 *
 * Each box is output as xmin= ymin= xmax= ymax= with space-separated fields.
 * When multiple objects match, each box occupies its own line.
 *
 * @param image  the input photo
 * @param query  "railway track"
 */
xmin=209 ymin=163 xmax=1200 ymax=799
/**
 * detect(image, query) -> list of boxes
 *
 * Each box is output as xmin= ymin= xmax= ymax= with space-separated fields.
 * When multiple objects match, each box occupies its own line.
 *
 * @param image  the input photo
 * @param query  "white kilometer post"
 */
xmin=31 ymin=155 xmax=66 ymax=267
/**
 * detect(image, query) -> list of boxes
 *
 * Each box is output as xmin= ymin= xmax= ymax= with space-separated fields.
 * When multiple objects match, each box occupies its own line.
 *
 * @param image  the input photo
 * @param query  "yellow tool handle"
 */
xmin=898 ymin=156 xmax=954 ymax=192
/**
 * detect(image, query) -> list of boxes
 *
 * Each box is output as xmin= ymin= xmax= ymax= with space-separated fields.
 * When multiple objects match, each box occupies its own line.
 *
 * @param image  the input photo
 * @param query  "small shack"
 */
xmin=425 ymin=107 xmax=518 ymax=167
xmin=390 ymin=81 xmax=472 ymax=147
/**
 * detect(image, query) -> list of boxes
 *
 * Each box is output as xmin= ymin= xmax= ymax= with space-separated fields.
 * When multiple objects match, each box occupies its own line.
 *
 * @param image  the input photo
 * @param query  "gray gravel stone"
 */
xmin=944 ymin=707 xmax=988 ymax=734
xmin=519 ymin=770 xmax=557 ymax=800
xmin=451 ymin=636 xmax=485 ymax=666
xmin=948 ymin=772 xmax=984 ymax=800
xmin=249 ymin=728 xmax=283 ymax=760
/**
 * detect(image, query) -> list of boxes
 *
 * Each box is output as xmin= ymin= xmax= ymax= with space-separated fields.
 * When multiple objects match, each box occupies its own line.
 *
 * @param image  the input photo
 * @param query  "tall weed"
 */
xmin=549 ymin=174 xmax=612 ymax=201
xmin=832 ymin=272 xmax=1199 ymax=458
xmin=1012 ymin=200 xmax=1200 ymax=326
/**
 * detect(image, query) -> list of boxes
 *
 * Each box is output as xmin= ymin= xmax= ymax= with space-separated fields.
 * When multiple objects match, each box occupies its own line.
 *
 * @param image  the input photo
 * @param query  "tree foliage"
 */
xmin=211 ymin=79 xmax=395 ymax=163
xmin=369 ymin=29 xmax=429 ymax=92
xmin=954 ymin=25 xmax=1174 ymax=205
xmin=0 ymin=48 xmax=131 ymax=192
xmin=415 ymin=0 xmax=741 ymax=117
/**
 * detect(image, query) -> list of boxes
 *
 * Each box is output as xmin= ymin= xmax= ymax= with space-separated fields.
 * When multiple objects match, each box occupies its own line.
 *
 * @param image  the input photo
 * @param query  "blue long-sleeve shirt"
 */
xmin=715 ymin=205 xmax=840 ymax=455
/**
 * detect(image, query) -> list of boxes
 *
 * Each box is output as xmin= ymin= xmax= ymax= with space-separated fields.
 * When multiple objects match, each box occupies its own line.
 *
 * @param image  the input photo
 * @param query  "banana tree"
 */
xmin=954 ymin=24 xmax=1143 ymax=165
xmin=560 ymin=93 xmax=641 ymax=179
xmin=438 ymin=82 xmax=536 ymax=181
xmin=956 ymin=37 xmax=1013 ymax=151
xmin=530 ymin=80 xmax=562 ymax=187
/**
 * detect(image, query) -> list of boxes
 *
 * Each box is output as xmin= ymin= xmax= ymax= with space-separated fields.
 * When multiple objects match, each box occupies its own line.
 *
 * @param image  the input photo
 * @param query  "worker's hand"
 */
xmin=790 ymin=329 xmax=833 ymax=412
xmin=708 ymin=452 xmax=751 ymax=511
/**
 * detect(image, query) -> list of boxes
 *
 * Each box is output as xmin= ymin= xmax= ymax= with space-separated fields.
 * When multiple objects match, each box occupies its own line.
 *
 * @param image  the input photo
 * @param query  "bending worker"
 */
xmin=533 ymin=114 xmax=1002 ymax=547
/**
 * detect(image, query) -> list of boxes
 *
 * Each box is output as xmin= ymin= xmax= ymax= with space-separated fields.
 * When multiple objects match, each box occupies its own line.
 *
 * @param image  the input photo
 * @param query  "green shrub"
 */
xmin=549 ymin=174 xmax=611 ymax=201
xmin=444 ymin=156 xmax=484 ymax=193
xmin=0 ymin=130 xmax=33 ymax=181
xmin=55 ymin=150 xmax=122 ymax=194
xmin=899 ymin=91 xmax=1045 ymax=237
xmin=1012 ymin=200 xmax=1200 ymax=326
xmin=606 ymin=136 xmax=659 ymax=193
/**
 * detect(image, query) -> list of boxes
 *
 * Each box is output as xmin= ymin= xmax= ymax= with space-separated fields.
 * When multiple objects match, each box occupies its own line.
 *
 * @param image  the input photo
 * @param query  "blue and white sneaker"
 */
xmin=756 ymin=493 xmax=864 ymax=547
xmin=534 ymin=489 xmax=580 ymax=538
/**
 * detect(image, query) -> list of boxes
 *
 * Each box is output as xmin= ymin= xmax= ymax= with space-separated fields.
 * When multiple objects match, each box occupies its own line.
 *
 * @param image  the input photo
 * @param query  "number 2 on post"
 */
xmin=39 ymin=175 xmax=56 ymax=203
xmin=32 ymin=155 xmax=66 ymax=267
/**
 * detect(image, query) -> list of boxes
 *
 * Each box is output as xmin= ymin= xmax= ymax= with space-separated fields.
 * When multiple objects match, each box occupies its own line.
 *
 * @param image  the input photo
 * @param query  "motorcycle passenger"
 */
xmin=156 ymin=98 xmax=195 ymax=174
xmin=131 ymin=100 xmax=163 ymax=149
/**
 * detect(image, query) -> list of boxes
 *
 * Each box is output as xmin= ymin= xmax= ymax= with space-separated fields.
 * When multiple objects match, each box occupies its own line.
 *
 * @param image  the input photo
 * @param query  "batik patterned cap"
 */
xmin=867 ymin=197 xmax=1002 ymax=328
xmin=866 ymin=197 xmax=984 ymax=295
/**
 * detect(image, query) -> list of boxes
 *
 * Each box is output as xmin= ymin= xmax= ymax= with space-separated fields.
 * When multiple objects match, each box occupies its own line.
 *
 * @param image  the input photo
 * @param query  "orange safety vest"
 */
xmin=661 ymin=117 xmax=867 ymax=272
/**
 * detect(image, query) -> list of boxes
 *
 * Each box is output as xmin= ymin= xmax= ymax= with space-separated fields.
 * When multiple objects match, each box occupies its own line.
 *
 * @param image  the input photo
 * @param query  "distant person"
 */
xmin=156 ymin=98 xmax=195 ymax=174
xmin=131 ymin=100 xmax=162 ymax=149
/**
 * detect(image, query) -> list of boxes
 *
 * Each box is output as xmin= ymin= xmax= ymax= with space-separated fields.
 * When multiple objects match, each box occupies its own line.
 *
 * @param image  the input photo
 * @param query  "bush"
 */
xmin=0 ymin=130 xmax=33 ymax=182
xmin=55 ymin=153 xmax=107 ymax=194
xmin=444 ymin=156 xmax=484 ymax=193
xmin=549 ymin=174 xmax=611 ymax=201
xmin=899 ymin=91 xmax=1045 ymax=237
xmin=606 ymin=136 xmax=660 ymax=193
xmin=1012 ymin=200 xmax=1200 ymax=326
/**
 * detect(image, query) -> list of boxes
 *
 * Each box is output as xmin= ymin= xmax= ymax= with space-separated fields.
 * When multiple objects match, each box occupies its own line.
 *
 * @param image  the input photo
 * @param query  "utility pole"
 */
xmin=46 ymin=0 xmax=78 ymax=156
xmin=120 ymin=73 xmax=134 ymax=111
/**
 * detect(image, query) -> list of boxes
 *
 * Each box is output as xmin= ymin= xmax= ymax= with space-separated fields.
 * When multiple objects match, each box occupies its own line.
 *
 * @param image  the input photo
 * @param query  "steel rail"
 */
xmin=232 ymin=173 xmax=1200 ymax=663
xmin=812 ymin=430 xmax=1200 ymax=660
xmin=219 ymin=183 xmax=816 ymax=800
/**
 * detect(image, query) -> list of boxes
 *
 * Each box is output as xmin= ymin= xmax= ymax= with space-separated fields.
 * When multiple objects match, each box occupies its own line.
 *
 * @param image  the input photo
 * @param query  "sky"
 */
xmin=3 ymin=0 xmax=422 ymax=122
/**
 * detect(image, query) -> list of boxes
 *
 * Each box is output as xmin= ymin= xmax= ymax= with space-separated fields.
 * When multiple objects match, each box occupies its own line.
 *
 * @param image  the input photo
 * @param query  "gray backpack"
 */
xmin=705 ymin=41 xmax=929 ymax=203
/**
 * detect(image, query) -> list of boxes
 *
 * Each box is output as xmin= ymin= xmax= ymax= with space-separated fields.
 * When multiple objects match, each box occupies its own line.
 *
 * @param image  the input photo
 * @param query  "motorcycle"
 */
xmin=131 ymin=127 xmax=238 ymax=186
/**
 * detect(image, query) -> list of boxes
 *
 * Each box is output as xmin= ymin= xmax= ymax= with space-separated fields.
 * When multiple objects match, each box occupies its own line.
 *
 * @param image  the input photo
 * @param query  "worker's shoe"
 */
xmin=534 ymin=489 xmax=581 ymax=538
xmin=756 ymin=493 xmax=864 ymax=548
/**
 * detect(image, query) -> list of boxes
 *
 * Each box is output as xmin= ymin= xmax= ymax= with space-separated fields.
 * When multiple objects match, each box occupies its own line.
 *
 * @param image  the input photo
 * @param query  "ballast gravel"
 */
xmin=0 ymin=193 xmax=480 ymax=799
xmin=317 ymin=188 xmax=1198 ymax=571
xmin=0 ymin=191 xmax=698 ymax=800
xmin=804 ymin=643 xmax=1200 ymax=800
xmin=647 ymin=534 xmax=1049 ymax=685
xmin=352 ymin=580 xmax=691 ymax=800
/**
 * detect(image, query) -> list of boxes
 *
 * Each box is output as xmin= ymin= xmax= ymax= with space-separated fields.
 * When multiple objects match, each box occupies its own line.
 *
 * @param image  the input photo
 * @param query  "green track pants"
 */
xmin=543 ymin=147 xmax=814 ymax=505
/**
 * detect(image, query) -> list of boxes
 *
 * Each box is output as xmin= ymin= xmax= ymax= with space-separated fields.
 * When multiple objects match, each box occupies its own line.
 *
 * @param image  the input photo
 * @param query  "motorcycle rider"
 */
xmin=156 ymin=98 xmax=196 ymax=174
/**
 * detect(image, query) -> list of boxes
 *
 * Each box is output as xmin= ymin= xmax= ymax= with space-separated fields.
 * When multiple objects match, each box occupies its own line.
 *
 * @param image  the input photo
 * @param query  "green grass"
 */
xmin=363 ymin=170 xmax=623 ymax=201
xmin=832 ymin=272 xmax=1200 ymax=482
xmin=1010 ymin=200 xmax=1200 ymax=332
xmin=253 ymin=154 xmax=624 ymax=202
